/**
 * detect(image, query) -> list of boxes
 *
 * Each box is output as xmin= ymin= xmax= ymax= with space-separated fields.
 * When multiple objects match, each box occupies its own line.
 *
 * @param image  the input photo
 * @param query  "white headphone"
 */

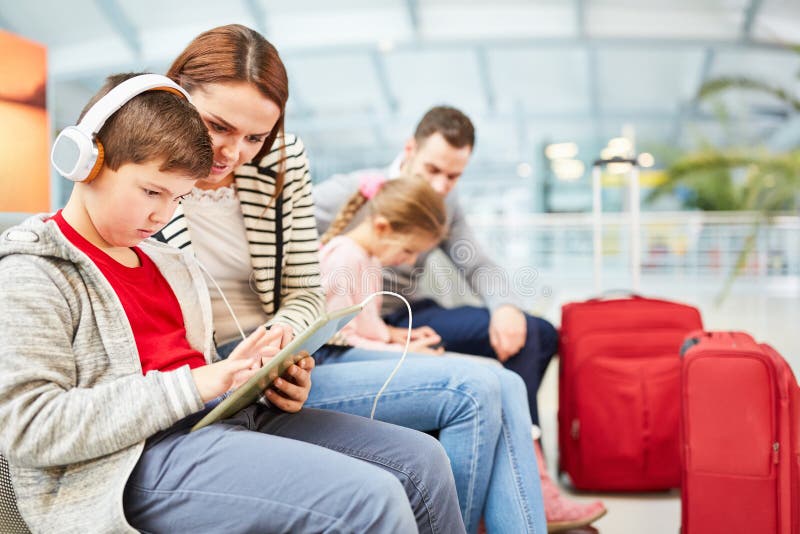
xmin=50 ymin=74 xmax=191 ymax=183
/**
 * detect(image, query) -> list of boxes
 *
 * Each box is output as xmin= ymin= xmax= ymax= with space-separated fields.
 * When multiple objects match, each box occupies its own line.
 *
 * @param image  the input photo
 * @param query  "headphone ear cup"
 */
xmin=51 ymin=126 xmax=97 ymax=182
xmin=82 ymin=139 xmax=104 ymax=184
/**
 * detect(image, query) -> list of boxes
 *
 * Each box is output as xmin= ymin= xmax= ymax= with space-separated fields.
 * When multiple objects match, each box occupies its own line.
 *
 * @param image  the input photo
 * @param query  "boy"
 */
xmin=0 ymin=73 xmax=462 ymax=533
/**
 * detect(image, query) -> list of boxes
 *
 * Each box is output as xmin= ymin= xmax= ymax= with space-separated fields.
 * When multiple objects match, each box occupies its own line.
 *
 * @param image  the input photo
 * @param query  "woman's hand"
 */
xmin=266 ymin=354 xmax=315 ymax=413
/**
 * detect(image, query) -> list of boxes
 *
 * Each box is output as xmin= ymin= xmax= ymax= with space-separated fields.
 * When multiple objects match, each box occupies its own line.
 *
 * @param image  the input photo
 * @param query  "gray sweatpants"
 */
xmin=123 ymin=403 xmax=465 ymax=533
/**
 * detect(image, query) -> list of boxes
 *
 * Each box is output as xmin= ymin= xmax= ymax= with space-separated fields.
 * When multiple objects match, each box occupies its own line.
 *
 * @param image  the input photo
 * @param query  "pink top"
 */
xmin=319 ymin=235 xmax=403 ymax=351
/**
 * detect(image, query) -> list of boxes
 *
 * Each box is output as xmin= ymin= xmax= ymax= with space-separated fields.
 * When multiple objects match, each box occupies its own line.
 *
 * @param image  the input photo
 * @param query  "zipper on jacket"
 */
xmin=571 ymin=419 xmax=580 ymax=440
xmin=773 ymin=442 xmax=780 ymax=464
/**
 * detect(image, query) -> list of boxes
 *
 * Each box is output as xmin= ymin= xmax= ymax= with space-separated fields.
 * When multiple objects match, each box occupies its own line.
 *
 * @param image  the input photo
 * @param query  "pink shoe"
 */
xmin=534 ymin=440 xmax=607 ymax=533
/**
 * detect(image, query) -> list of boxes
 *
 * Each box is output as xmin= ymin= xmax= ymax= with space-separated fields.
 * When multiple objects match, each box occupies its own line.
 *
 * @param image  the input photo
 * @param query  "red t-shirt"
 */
xmin=52 ymin=211 xmax=206 ymax=374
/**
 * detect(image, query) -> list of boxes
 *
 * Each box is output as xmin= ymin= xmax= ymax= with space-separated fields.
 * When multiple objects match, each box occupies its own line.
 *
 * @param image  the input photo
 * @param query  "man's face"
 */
xmin=402 ymin=132 xmax=472 ymax=197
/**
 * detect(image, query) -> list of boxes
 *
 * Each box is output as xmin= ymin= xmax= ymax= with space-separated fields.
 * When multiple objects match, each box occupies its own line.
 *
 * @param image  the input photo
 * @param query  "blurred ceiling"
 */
xmin=2 ymin=0 xmax=799 ymax=176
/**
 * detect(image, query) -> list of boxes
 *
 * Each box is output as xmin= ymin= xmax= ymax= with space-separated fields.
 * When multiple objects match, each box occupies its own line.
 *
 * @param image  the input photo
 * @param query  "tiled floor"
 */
xmin=533 ymin=274 xmax=799 ymax=533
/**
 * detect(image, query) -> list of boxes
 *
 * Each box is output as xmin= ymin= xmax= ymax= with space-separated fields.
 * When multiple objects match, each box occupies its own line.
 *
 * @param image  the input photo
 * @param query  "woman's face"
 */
xmin=189 ymin=81 xmax=281 ymax=186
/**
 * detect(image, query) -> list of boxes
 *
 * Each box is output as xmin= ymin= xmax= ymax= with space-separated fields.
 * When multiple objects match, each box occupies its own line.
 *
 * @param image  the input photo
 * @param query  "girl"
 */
xmin=319 ymin=175 xmax=448 ymax=354
xmin=158 ymin=24 xmax=582 ymax=533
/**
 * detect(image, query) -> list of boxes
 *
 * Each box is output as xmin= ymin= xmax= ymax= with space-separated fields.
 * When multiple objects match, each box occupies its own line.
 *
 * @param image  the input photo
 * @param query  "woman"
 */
xmin=158 ymin=24 xmax=577 ymax=534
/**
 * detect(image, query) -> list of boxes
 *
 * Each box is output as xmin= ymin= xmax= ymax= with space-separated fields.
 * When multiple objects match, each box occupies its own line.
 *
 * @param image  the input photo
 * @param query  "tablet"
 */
xmin=190 ymin=303 xmax=364 ymax=432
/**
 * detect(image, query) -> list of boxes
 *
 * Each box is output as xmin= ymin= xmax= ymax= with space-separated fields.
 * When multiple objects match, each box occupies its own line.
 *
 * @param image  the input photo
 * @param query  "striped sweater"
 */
xmin=157 ymin=134 xmax=325 ymax=335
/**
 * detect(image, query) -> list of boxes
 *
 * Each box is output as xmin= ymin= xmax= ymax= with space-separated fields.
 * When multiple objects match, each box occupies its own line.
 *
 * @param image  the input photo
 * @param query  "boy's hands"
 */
xmin=265 ymin=354 xmax=314 ymax=413
xmin=191 ymin=326 xmax=315 ymax=411
xmin=260 ymin=325 xmax=312 ymax=412
xmin=192 ymin=357 xmax=259 ymax=404
xmin=228 ymin=326 xmax=282 ymax=371
xmin=192 ymin=327 xmax=280 ymax=403
xmin=266 ymin=323 xmax=294 ymax=350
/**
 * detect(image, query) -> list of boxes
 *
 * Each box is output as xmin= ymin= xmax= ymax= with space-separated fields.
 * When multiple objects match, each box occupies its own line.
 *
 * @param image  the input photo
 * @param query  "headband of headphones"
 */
xmin=51 ymin=74 xmax=191 ymax=183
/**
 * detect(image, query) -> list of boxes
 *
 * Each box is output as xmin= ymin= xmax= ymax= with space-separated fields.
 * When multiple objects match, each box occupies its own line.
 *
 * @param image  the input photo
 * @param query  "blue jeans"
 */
xmin=383 ymin=299 xmax=559 ymax=427
xmin=124 ymin=402 xmax=464 ymax=533
xmin=310 ymin=347 xmax=547 ymax=534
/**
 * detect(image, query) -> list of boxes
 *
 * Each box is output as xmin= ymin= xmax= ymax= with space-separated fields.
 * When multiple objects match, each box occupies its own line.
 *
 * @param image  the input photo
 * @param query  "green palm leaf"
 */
xmin=699 ymin=77 xmax=800 ymax=112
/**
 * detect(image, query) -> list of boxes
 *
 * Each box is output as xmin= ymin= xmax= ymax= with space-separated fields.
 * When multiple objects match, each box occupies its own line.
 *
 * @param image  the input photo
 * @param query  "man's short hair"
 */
xmin=413 ymin=106 xmax=475 ymax=150
xmin=78 ymin=72 xmax=213 ymax=180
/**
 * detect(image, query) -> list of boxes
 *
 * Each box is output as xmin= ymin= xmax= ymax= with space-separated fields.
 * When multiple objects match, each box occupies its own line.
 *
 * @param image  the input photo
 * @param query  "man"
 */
xmin=313 ymin=106 xmax=557 ymax=431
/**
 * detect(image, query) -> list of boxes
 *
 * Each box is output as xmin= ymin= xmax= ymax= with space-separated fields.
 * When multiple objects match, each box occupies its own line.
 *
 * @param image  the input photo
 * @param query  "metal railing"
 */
xmin=465 ymin=211 xmax=800 ymax=279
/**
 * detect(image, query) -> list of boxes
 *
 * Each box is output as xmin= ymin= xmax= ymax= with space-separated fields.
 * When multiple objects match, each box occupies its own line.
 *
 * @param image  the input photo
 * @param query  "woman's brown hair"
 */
xmin=167 ymin=24 xmax=288 ymax=198
xmin=320 ymin=176 xmax=447 ymax=246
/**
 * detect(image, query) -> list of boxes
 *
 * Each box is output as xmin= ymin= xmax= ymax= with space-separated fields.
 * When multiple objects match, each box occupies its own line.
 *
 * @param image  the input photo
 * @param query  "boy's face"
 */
xmin=83 ymin=160 xmax=196 ymax=248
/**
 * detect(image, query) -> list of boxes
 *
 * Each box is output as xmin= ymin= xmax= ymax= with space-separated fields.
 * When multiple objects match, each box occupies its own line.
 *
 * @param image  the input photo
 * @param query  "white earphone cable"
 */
xmin=196 ymin=260 xmax=247 ymax=342
xmin=358 ymin=291 xmax=413 ymax=419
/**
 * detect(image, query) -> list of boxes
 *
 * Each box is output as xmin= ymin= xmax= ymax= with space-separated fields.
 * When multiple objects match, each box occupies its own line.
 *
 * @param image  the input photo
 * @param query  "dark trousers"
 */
xmin=384 ymin=299 xmax=558 ymax=426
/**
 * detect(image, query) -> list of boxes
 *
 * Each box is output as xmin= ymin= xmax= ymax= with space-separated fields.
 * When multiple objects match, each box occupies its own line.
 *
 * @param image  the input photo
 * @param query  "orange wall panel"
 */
xmin=0 ymin=31 xmax=49 ymax=212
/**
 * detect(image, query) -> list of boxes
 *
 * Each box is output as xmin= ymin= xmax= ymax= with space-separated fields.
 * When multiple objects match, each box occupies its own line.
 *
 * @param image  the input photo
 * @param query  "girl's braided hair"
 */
xmin=320 ymin=174 xmax=447 ymax=246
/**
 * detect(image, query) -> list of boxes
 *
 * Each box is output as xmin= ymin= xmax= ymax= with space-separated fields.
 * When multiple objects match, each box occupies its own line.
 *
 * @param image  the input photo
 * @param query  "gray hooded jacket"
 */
xmin=0 ymin=215 xmax=212 ymax=533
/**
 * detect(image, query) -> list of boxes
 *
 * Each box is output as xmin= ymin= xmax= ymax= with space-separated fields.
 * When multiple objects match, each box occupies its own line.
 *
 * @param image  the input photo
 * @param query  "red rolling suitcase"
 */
xmin=558 ymin=158 xmax=703 ymax=491
xmin=680 ymin=331 xmax=800 ymax=534
xmin=559 ymin=296 xmax=703 ymax=490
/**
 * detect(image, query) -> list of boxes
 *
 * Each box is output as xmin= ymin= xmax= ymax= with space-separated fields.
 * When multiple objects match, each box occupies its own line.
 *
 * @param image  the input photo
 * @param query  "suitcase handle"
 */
xmin=680 ymin=330 xmax=759 ymax=357
xmin=588 ymin=289 xmax=644 ymax=301
xmin=592 ymin=157 xmax=641 ymax=294
xmin=679 ymin=335 xmax=702 ymax=357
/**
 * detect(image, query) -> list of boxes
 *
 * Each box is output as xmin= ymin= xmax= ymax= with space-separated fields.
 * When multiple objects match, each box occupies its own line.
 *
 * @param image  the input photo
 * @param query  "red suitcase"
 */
xmin=558 ymin=158 xmax=703 ymax=491
xmin=559 ymin=296 xmax=703 ymax=490
xmin=680 ymin=331 xmax=800 ymax=534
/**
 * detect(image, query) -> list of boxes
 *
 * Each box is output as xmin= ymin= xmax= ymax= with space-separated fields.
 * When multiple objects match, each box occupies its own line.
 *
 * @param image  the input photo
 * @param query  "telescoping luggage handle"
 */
xmin=592 ymin=157 xmax=641 ymax=294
